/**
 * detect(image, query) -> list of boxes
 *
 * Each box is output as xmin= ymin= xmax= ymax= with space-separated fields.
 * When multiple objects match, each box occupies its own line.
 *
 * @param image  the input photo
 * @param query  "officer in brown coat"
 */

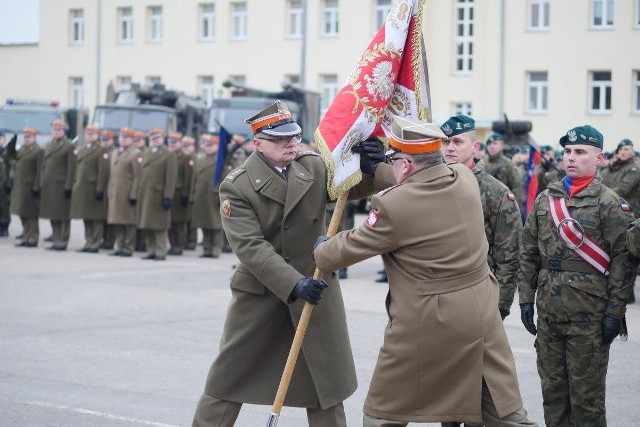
xmin=167 ymin=132 xmax=192 ymax=255
xmin=70 ymin=125 xmax=109 ymax=253
xmin=136 ymin=127 xmax=177 ymax=261
xmin=107 ymin=128 xmax=141 ymax=256
xmin=98 ymin=129 xmax=116 ymax=250
xmin=39 ymin=120 xmax=76 ymax=250
xmin=314 ymin=116 xmax=536 ymax=427
xmin=192 ymin=101 xmax=390 ymax=427
xmin=11 ymin=128 xmax=43 ymax=247
xmin=189 ymin=134 xmax=223 ymax=258
xmin=181 ymin=136 xmax=198 ymax=250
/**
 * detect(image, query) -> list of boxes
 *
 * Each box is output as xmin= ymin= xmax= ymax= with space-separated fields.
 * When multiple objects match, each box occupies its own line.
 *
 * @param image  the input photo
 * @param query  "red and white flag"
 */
xmin=315 ymin=0 xmax=430 ymax=200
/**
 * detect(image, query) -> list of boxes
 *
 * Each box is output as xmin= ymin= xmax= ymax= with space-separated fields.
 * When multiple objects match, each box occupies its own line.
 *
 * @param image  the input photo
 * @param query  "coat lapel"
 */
xmin=245 ymin=153 xmax=287 ymax=206
xmin=283 ymin=160 xmax=313 ymax=219
xmin=44 ymin=139 xmax=64 ymax=158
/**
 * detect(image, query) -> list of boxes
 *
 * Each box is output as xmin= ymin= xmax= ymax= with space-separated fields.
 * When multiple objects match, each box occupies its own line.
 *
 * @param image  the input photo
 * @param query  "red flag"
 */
xmin=315 ymin=0 xmax=430 ymax=200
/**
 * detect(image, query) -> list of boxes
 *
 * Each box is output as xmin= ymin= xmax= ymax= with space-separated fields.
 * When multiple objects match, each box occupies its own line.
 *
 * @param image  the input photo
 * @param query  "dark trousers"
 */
xmin=83 ymin=219 xmax=104 ymax=250
xmin=168 ymin=221 xmax=188 ymax=251
xmin=202 ymin=228 xmax=224 ymax=256
xmin=103 ymin=222 xmax=115 ymax=247
xmin=50 ymin=219 xmax=70 ymax=248
xmin=146 ymin=229 xmax=168 ymax=257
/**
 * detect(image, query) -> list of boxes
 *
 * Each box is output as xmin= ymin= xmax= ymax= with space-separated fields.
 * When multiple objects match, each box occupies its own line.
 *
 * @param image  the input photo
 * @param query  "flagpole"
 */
xmin=266 ymin=192 xmax=349 ymax=427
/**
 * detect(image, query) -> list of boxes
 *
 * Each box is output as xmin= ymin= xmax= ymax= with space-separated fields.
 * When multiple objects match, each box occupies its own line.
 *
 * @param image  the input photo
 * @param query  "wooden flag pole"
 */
xmin=266 ymin=192 xmax=349 ymax=427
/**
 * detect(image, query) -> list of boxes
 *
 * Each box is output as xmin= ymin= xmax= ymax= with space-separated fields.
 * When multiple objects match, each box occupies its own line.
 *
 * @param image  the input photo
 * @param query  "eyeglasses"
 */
xmin=257 ymin=134 xmax=302 ymax=145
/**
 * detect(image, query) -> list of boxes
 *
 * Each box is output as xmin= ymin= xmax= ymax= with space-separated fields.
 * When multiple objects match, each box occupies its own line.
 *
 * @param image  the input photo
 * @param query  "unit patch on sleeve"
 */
xmin=366 ymin=210 xmax=379 ymax=227
xmin=222 ymin=199 xmax=231 ymax=217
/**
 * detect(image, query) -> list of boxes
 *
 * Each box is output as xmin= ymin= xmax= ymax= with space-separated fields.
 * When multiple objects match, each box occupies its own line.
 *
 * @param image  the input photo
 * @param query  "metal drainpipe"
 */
xmin=498 ymin=0 xmax=505 ymax=117
xmin=299 ymin=0 xmax=308 ymax=87
xmin=96 ymin=0 xmax=102 ymax=104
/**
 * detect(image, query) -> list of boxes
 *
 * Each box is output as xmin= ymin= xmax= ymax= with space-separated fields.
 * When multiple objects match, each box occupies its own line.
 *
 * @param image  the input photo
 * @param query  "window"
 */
xmin=454 ymin=0 xmax=474 ymax=73
xmin=199 ymin=76 xmax=215 ymax=107
xmin=200 ymin=4 xmax=216 ymax=41
xmin=70 ymin=77 xmax=84 ymax=108
xmin=527 ymin=71 xmax=548 ymax=113
xmin=285 ymin=74 xmax=300 ymax=85
xmin=228 ymin=75 xmax=246 ymax=86
xmin=589 ymin=71 xmax=612 ymax=113
xmin=117 ymin=76 xmax=132 ymax=91
xmin=452 ymin=102 xmax=472 ymax=116
xmin=374 ymin=0 xmax=391 ymax=31
xmin=70 ymin=9 xmax=84 ymax=43
xmin=118 ymin=7 xmax=133 ymax=42
xmin=322 ymin=0 xmax=339 ymax=36
xmin=231 ymin=2 xmax=247 ymax=40
xmin=592 ymin=0 xmax=614 ymax=28
xmin=634 ymin=71 xmax=640 ymax=113
xmin=528 ymin=0 xmax=549 ymax=30
xmin=148 ymin=6 xmax=163 ymax=42
xmin=146 ymin=76 xmax=162 ymax=85
xmin=287 ymin=0 xmax=303 ymax=38
xmin=320 ymin=74 xmax=339 ymax=113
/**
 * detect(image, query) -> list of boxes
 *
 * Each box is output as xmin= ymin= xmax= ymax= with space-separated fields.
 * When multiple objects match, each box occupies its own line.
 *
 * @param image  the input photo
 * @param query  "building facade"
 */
xmin=0 ymin=0 xmax=638 ymax=151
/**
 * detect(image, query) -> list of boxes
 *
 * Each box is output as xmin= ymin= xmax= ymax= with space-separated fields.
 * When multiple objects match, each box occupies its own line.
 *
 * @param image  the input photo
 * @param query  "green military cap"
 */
xmin=517 ymin=146 xmax=528 ymax=154
xmin=479 ymin=143 xmax=487 ymax=151
xmin=555 ymin=149 xmax=564 ymax=161
xmin=486 ymin=133 xmax=504 ymax=145
xmin=604 ymin=151 xmax=614 ymax=159
xmin=440 ymin=114 xmax=475 ymax=137
xmin=559 ymin=125 xmax=603 ymax=149
xmin=615 ymin=138 xmax=633 ymax=153
xmin=540 ymin=145 xmax=553 ymax=154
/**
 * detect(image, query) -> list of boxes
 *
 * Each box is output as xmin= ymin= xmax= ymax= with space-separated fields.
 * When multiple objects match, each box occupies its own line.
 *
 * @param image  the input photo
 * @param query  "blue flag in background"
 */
xmin=213 ymin=124 xmax=231 ymax=187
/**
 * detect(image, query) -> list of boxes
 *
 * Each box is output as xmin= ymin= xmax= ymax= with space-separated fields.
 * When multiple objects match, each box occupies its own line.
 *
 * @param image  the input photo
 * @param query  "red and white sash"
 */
xmin=548 ymin=196 xmax=610 ymax=276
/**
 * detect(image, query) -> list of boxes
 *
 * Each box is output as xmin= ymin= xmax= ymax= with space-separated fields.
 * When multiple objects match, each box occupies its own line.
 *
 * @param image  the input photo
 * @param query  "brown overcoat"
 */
xmin=39 ymin=137 xmax=76 ymax=220
xmin=107 ymin=146 xmax=141 ymax=225
xmin=70 ymin=143 xmax=108 ymax=220
xmin=136 ymin=145 xmax=177 ymax=230
xmin=314 ymin=162 xmax=523 ymax=424
xmin=170 ymin=150 xmax=193 ymax=223
xmin=189 ymin=153 xmax=220 ymax=230
xmin=10 ymin=144 xmax=43 ymax=218
xmin=200 ymin=150 xmax=388 ymax=409
xmin=97 ymin=146 xmax=112 ymax=218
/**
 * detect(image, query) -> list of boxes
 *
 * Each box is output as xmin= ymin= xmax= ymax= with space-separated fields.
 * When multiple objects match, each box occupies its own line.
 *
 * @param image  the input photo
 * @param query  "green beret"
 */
xmin=604 ymin=151 xmax=613 ymax=159
xmin=440 ymin=114 xmax=475 ymax=137
xmin=559 ymin=125 xmax=603 ymax=149
xmin=555 ymin=149 xmax=564 ymax=161
xmin=479 ymin=143 xmax=486 ymax=151
xmin=486 ymin=133 xmax=503 ymax=145
xmin=540 ymin=145 xmax=553 ymax=154
xmin=517 ymin=146 xmax=528 ymax=154
xmin=615 ymin=138 xmax=633 ymax=153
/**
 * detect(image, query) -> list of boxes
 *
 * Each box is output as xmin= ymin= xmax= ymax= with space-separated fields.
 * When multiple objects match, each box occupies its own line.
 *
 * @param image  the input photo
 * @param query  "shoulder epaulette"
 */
xmin=377 ymin=184 xmax=400 ymax=197
xmin=225 ymin=167 xmax=246 ymax=182
xmin=296 ymin=150 xmax=320 ymax=158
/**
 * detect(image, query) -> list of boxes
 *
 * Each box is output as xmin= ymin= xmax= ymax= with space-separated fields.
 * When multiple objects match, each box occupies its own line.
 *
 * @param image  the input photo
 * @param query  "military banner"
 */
xmin=315 ymin=0 xmax=430 ymax=200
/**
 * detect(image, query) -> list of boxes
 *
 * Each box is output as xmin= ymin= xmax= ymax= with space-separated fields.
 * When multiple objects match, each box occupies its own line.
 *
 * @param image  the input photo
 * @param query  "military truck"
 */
xmin=207 ymin=80 xmax=321 ymax=143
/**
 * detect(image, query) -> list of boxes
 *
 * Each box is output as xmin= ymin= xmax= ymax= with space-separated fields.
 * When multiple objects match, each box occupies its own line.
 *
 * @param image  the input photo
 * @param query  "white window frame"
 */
xmin=321 ymin=0 xmax=339 ymax=37
xmin=454 ymin=0 xmax=474 ymax=74
xmin=118 ymin=7 xmax=133 ymax=43
xmin=199 ymin=76 xmax=215 ymax=107
xmin=117 ymin=76 xmax=132 ymax=91
xmin=589 ymin=71 xmax=612 ymax=114
xmin=200 ymin=4 xmax=216 ymax=41
xmin=634 ymin=70 xmax=640 ymax=114
xmin=148 ymin=6 xmax=163 ymax=42
xmin=320 ymin=74 xmax=339 ymax=113
xmin=231 ymin=2 xmax=248 ymax=40
xmin=70 ymin=77 xmax=84 ymax=108
xmin=452 ymin=102 xmax=473 ymax=116
xmin=374 ymin=0 xmax=391 ymax=32
xmin=287 ymin=0 xmax=303 ymax=39
xmin=527 ymin=71 xmax=548 ymax=114
xmin=70 ymin=9 xmax=84 ymax=44
xmin=527 ymin=0 xmax=550 ymax=30
xmin=591 ymin=0 xmax=614 ymax=28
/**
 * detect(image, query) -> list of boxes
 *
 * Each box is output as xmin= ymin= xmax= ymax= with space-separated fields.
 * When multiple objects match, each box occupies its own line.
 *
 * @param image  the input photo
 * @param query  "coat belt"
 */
xmin=418 ymin=264 xmax=490 ymax=295
xmin=540 ymin=256 xmax=598 ymax=275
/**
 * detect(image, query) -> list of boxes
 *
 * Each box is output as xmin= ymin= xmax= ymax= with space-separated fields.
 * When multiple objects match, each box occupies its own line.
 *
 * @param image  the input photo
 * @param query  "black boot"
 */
xmin=338 ymin=268 xmax=348 ymax=279
xmin=0 ymin=224 xmax=8 ymax=237
xmin=375 ymin=269 xmax=388 ymax=283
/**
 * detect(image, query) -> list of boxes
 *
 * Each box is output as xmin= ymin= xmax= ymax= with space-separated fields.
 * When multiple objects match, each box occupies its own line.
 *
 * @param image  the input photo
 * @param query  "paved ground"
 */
xmin=1 ymin=216 xmax=639 ymax=426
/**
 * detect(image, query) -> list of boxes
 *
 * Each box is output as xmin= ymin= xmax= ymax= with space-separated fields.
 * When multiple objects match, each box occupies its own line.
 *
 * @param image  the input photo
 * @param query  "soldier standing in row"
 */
xmin=11 ymin=128 xmax=43 ymax=248
xmin=0 ymin=131 xmax=15 ymax=237
xmin=137 ymin=128 xmax=177 ymax=261
xmin=99 ymin=129 xmax=116 ymax=250
xmin=167 ymin=132 xmax=193 ymax=255
xmin=518 ymin=125 xmax=635 ymax=426
xmin=601 ymin=138 xmax=640 ymax=216
xmin=70 ymin=125 xmax=109 ymax=253
xmin=40 ymin=120 xmax=76 ymax=251
xmin=107 ymin=128 xmax=141 ymax=257
xmin=181 ymin=136 xmax=198 ymax=251
xmin=441 ymin=114 xmax=523 ymax=319
xmin=484 ymin=133 xmax=523 ymax=207
xmin=133 ymin=131 xmax=148 ymax=252
xmin=190 ymin=134 xmax=223 ymax=258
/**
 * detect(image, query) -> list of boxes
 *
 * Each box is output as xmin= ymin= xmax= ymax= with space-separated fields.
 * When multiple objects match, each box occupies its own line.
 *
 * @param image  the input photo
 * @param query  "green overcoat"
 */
xmin=136 ymin=145 xmax=177 ymax=230
xmin=39 ymin=137 xmax=76 ymax=220
xmin=189 ymin=153 xmax=219 ymax=230
xmin=10 ymin=144 xmax=43 ymax=218
xmin=70 ymin=143 xmax=108 ymax=220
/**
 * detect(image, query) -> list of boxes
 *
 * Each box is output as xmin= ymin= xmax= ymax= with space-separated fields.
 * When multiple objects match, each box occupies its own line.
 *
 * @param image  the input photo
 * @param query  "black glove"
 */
xmin=31 ymin=189 xmax=40 ymax=198
xmin=352 ymin=138 xmax=385 ymax=176
xmin=95 ymin=191 xmax=104 ymax=201
xmin=180 ymin=195 xmax=189 ymax=206
xmin=520 ymin=303 xmax=537 ymax=335
xmin=312 ymin=235 xmax=329 ymax=258
xmin=4 ymin=178 xmax=13 ymax=193
xmin=499 ymin=308 xmax=510 ymax=320
xmin=162 ymin=197 xmax=172 ymax=210
xmin=63 ymin=188 xmax=72 ymax=199
xmin=602 ymin=314 xmax=622 ymax=345
xmin=128 ymin=198 xmax=137 ymax=206
xmin=289 ymin=277 xmax=328 ymax=305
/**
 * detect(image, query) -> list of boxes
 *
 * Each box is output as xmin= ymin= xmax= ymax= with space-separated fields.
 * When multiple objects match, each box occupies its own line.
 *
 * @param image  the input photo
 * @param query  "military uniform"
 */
xmin=485 ymin=153 xmax=523 ymax=208
xmin=0 ymin=133 xmax=15 ymax=236
xmin=39 ymin=133 xmax=76 ymax=249
xmin=70 ymin=139 xmax=109 ymax=252
xmin=98 ymin=136 xmax=115 ymax=250
xmin=168 ymin=149 xmax=194 ymax=254
xmin=189 ymin=152 xmax=223 ymax=257
xmin=10 ymin=137 xmax=43 ymax=246
xmin=136 ymin=143 xmax=177 ymax=259
xmin=601 ymin=157 xmax=640 ymax=217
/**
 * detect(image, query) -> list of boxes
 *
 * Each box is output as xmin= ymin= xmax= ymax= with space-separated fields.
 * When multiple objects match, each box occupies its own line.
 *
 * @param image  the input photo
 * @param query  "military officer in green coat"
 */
xmin=181 ymin=136 xmax=198 ymax=250
xmin=39 ymin=120 xmax=76 ymax=250
xmin=98 ymin=129 xmax=116 ymax=250
xmin=70 ymin=125 xmax=109 ymax=253
xmin=0 ymin=131 xmax=16 ymax=236
xmin=167 ymin=132 xmax=193 ymax=255
xmin=11 ymin=128 xmax=43 ymax=247
xmin=136 ymin=127 xmax=177 ymax=261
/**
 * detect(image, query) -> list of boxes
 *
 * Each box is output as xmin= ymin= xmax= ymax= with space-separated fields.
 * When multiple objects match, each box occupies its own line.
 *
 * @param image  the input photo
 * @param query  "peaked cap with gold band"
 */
xmin=389 ymin=116 xmax=446 ymax=154
xmin=245 ymin=100 xmax=301 ymax=137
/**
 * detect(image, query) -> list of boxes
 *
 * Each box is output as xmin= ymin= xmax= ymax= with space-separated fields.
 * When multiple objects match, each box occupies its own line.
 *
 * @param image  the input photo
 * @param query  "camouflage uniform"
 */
xmin=484 ymin=153 xmax=523 ymax=209
xmin=472 ymin=159 xmax=522 ymax=312
xmin=600 ymin=158 xmax=640 ymax=217
xmin=517 ymin=178 xmax=635 ymax=426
